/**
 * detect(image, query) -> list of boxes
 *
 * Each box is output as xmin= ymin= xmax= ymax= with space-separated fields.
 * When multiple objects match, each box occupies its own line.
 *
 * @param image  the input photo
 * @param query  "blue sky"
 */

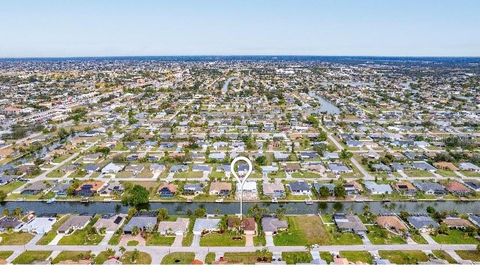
xmin=0 ymin=0 xmax=479 ymax=57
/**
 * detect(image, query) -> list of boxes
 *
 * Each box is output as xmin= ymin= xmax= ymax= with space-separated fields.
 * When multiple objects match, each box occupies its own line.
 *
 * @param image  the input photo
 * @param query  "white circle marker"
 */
xmin=230 ymin=156 xmax=253 ymax=219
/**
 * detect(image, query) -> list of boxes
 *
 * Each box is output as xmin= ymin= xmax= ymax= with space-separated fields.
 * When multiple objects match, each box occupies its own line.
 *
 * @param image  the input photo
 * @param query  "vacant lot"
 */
xmin=121 ymin=251 xmax=151 ymax=264
xmin=340 ymin=251 xmax=373 ymax=264
xmin=12 ymin=251 xmax=52 ymax=265
xmin=52 ymin=251 xmax=92 ymax=264
xmin=200 ymin=232 xmax=245 ymax=247
xmin=274 ymin=216 xmax=331 ymax=246
xmin=223 ymin=252 xmax=272 ymax=264
xmin=161 ymin=252 xmax=195 ymax=265
xmin=456 ymin=250 xmax=480 ymax=262
xmin=431 ymin=230 xmax=479 ymax=244
xmin=145 ymin=233 xmax=175 ymax=246
xmin=379 ymin=250 xmax=429 ymax=264
xmin=366 ymin=225 xmax=406 ymax=245
xmin=0 ymin=232 xmax=34 ymax=245
xmin=432 ymin=250 xmax=457 ymax=264
xmin=281 ymin=252 xmax=312 ymax=264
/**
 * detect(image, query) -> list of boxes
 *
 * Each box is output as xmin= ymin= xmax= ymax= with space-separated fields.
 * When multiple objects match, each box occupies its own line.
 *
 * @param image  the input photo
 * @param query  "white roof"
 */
xmin=237 ymin=181 xmax=257 ymax=192
xmin=20 ymin=217 xmax=56 ymax=234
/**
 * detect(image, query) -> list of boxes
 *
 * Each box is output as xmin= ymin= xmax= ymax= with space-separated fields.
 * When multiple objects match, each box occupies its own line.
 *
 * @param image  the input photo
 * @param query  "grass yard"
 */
xmin=46 ymin=169 xmax=65 ymax=178
xmin=108 ymin=232 xmax=121 ymax=245
xmin=205 ymin=252 xmax=216 ymax=264
xmin=340 ymin=251 xmax=373 ymax=264
xmin=0 ymin=232 xmax=34 ymax=245
xmin=58 ymin=225 xmax=104 ymax=245
xmin=223 ymin=252 xmax=272 ymax=264
xmin=37 ymin=215 xmax=70 ymax=245
xmin=410 ymin=233 xmax=428 ymax=244
xmin=327 ymin=225 xmax=363 ymax=245
xmin=432 ymin=250 xmax=457 ymax=264
xmin=455 ymin=250 xmax=480 ymax=262
xmin=404 ymin=170 xmax=434 ymax=178
xmin=274 ymin=216 xmax=331 ymax=246
xmin=436 ymin=170 xmax=457 ymax=177
xmin=127 ymin=240 xmax=139 ymax=246
xmin=379 ymin=250 xmax=429 ymax=264
xmin=145 ymin=233 xmax=175 ymax=246
xmin=12 ymin=251 xmax=52 ymax=264
xmin=431 ymin=229 xmax=479 ymax=244
xmin=121 ymin=251 xmax=151 ymax=264
xmin=0 ymin=251 xmax=13 ymax=263
xmin=366 ymin=225 xmax=406 ymax=244
xmin=52 ymin=251 xmax=92 ymax=264
xmin=94 ymin=249 xmax=116 ymax=264
xmin=254 ymin=234 xmax=266 ymax=246
xmin=291 ymin=171 xmax=322 ymax=178
xmin=182 ymin=218 xmax=195 ymax=246
xmin=161 ymin=252 xmax=195 ymax=265
xmin=174 ymin=171 xmax=203 ymax=179
xmin=0 ymin=181 xmax=25 ymax=194
xmin=200 ymin=232 xmax=245 ymax=247
xmin=281 ymin=252 xmax=312 ymax=264
xmin=320 ymin=252 xmax=333 ymax=264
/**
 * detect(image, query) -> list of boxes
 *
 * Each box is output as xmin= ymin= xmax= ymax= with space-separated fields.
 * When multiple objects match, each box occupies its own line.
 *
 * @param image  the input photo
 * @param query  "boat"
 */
xmin=187 ymin=199 xmax=193 ymax=203
xmin=215 ymin=198 xmax=224 ymax=203
xmin=271 ymin=198 xmax=278 ymax=203
xmin=80 ymin=197 xmax=90 ymax=203
xmin=45 ymin=198 xmax=56 ymax=204
xmin=305 ymin=200 xmax=314 ymax=205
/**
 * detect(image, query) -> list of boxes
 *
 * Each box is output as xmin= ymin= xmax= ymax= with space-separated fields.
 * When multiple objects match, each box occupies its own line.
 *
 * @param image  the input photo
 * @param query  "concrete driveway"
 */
xmin=266 ymin=234 xmax=274 ymax=246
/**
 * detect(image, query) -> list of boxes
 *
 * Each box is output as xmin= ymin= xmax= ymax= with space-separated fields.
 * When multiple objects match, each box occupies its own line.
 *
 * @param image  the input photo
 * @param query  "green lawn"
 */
xmin=121 ymin=251 xmax=151 ymax=264
xmin=431 ymin=229 xmax=479 ymax=244
xmin=0 ymin=251 xmax=13 ymax=262
xmin=379 ymin=250 xmax=429 ymax=264
xmin=52 ymin=251 xmax=92 ymax=264
xmin=436 ymin=170 xmax=457 ymax=177
xmin=320 ymin=252 xmax=333 ymax=264
xmin=94 ymin=249 xmax=116 ymax=264
xmin=161 ymin=252 xmax=195 ymax=264
xmin=37 ymin=215 xmax=70 ymax=245
xmin=12 ymin=251 xmax=52 ymax=264
xmin=404 ymin=170 xmax=434 ymax=178
xmin=0 ymin=181 xmax=25 ymax=194
xmin=108 ymin=232 xmax=121 ymax=245
xmin=366 ymin=225 xmax=406 ymax=245
xmin=410 ymin=233 xmax=428 ymax=244
xmin=182 ymin=218 xmax=195 ymax=246
xmin=223 ymin=252 xmax=272 ymax=264
xmin=127 ymin=240 xmax=139 ymax=246
xmin=254 ymin=234 xmax=266 ymax=246
xmin=0 ymin=232 xmax=34 ymax=245
xmin=281 ymin=252 xmax=312 ymax=264
xmin=200 ymin=232 xmax=245 ymax=247
xmin=291 ymin=171 xmax=321 ymax=178
xmin=327 ymin=226 xmax=363 ymax=245
xmin=174 ymin=171 xmax=203 ymax=179
xmin=58 ymin=228 xmax=104 ymax=245
xmin=274 ymin=216 xmax=331 ymax=246
xmin=205 ymin=252 xmax=216 ymax=264
xmin=145 ymin=233 xmax=175 ymax=246
xmin=432 ymin=250 xmax=457 ymax=264
xmin=456 ymin=250 xmax=480 ymax=262
xmin=340 ymin=251 xmax=373 ymax=264
xmin=46 ymin=169 xmax=65 ymax=178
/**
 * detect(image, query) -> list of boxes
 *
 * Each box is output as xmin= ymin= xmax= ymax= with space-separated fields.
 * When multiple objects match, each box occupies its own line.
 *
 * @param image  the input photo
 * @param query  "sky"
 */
xmin=0 ymin=0 xmax=479 ymax=57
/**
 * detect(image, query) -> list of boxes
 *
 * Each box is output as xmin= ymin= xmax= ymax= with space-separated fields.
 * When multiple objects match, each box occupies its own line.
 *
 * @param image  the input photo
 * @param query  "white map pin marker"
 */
xmin=230 ymin=156 xmax=253 ymax=219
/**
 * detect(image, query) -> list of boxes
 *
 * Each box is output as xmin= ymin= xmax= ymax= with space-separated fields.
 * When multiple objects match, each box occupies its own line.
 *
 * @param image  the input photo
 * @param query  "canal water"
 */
xmin=309 ymin=92 xmax=341 ymax=115
xmin=2 ymin=201 xmax=479 ymax=215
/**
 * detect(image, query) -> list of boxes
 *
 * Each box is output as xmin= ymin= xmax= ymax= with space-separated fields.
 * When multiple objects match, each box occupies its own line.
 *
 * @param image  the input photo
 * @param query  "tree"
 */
xmin=248 ymin=204 xmax=267 ymax=222
xmin=339 ymin=149 xmax=353 ymax=159
xmin=194 ymin=207 xmax=206 ymax=218
xmin=255 ymin=156 xmax=267 ymax=166
xmin=122 ymin=185 xmax=149 ymax=207
xmin=157 ymin=208 xmax=169 ymax=221
xmin=275 ymin=208 xmax=286 ymax=220
xmin=0 ymin=191 xmax=6 ymax=202
xmin=334 ymin=184 xmax=346 ymax=198
xmin=319 ymin=186 xmax=330 ymax=198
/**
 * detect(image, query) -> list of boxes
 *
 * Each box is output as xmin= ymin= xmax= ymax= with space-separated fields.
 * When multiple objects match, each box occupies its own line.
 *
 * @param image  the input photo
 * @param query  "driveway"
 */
xmin=245 ymin=234 xmax=254 ymax=247
xmin=265 ymin=234 xmax=274 ymax=246
xmin=191 ymin=234 xmax=201 ymax=247
xmin=49 ymin=234 xmax=65 ymax=245
xmin=172 ymin=234 xmax=183 ymax=247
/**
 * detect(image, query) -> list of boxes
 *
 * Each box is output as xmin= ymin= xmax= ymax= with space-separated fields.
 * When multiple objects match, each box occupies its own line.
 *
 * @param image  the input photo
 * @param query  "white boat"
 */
xmin=46 ymin=198 xmax=56 ymax=204
xmin=215 ymin=198 xmax=224 ymax=203
xmin=305 ymin=200 xmax=314 ymax=205
xmin=271 ymin=198 xmax=278 ymax=203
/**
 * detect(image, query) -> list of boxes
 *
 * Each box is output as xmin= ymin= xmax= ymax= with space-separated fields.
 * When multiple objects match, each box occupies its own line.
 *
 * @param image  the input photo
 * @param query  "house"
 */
xmin=21 ymin=181 xmax=49 ymax=195
xmin=273 ymin=152 xmax=289 ymax=161
xmin=468 ymin=214 xmax=480 ymax=228
xmin=93 ymin=214 xmax=125 ymax=233
xmin=364 ymin=181 xmax=393 ymax=195
xmin=183 ymin=183 xmax=204 ymax=195
xmin=376 ymin=215 xmax=408 ymax=235
xmin=51 ymin=181 xmax=71 ymax=197
xmin=413 ymin=181 xmax=446 ymax=195
xmin=57 ymin=215 xmax=91 ymax=234
xmin=346 ymin=140 xmax=363 ymax=148
xmin=287 ymin=181 xmax=311 ymax=195
xmin=445 ymin=181 xmax=471 ymax=196
xmin=392 ymin=181 xmax=417 ymax=195
xmin=284 ymin=163 xmax=301 ymax=173
xmin=75 ymin=181 xmax=105 ymax=197
xmin=101 ymin=163 xmax=125 ymax=174
xmin=158 ymin=218 xmax=189 ymax=235
xmin=459 ymin=162 xmax=480 ymax=172
xmin=84 ymin=164 xmax=100 ymax=173
xmin=411 ymin=161 xmax=437 ymax=172
xmin=303 ymin=162 xmax=326 ymax=174
xmin=192 ymin=164 xmax=211 ymax=172
xmin=442 ymin=217 xmax=474 ymax=229
xmin=83 ymin=153 xmax=102 ymax=162
xmin=158 ymin=183 xmax=177 ymax=197
xmin=464 ymin=181 xmax=480 ymax=192
xmin=261 ymin=217 xmax=288 ymax=235
xmin=328 ymin=163 xmax=352 ymax=174
xmin=227 ymin=217 xmax=257 ymax=235
xmin=170 ymin=164 xmax=188 ymax=173
xmin=123 ymin=216 xmax=157 ymax=234
xmin=209 ymin=182 xmax=232 ymax=196
xmin=344 ymin=181 xmax=363 ymax=195
xmin=237 ymin=181 xmax=257 ymax=198
xmin=124 ymin=164 xmax=144 ymax=176
xmin=434 ymin=162 xmax=458 ymax=171
xmin=262 ymin=182 xmax=285 ymax=198
xmin=313 ymin=183 xmax=335 ymax=196
xmin=299 ymin=151 xmax=319 ymax=160
xmin=407 ymin=215 xmax=439 ymax=232
xmin=323 ymin=152 xmax=339 ymax=160
xmin=208 ymin=152 xmax=226 ymax=161
xmin=98 ymin=181 xmax=124 ymax=196
xmin=193 ymin=218 xmax=220 ymax=235
xmin=333 ymin=213 xmax=367 ymax=234
xmin=0 ymin=216 xmax=23 ymax=232
xmin=0 ymin=175 xmax=16 ymax=186
xmin=150 ymin=163 xmax=165 ymax=174
xmin=20 ymin=216 xmax=57 ymax=234
xmin=260 ymin=165 xmax=279 ymax=175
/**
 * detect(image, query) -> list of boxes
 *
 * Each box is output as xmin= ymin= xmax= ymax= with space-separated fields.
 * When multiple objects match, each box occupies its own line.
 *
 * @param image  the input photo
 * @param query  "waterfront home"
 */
xmin=20 ymin=216 xmax=56 ymax=234
xmin=464 ymin=181 xmax=480 ymax=192
xmin=445 ymin=181 xmax=471 ymax=196
xmin=344 ymin=181 xmax=363 ymax=195
xmin=94 ymin=214 xmax=125 ymax=233
xmin=98 ymin=181 xmax=124 ymax=197
xmin=158 ymin=183 xmax=177 ymax=197
xmin=287 ymin=181 xmax=311 ymax=195
xmin=0 ymin=216 xmax=23 ymax=232
xmin=57 ymin=215 xmax=91 ymax=234
xmin=313 ymin=183 xmax=335 ymax=196
xmin=158 ymin=218 xmax=189 ymax=236
xmin=193 ymin=218 xmax=220 ymax=235
xmin=442 ymin=217 xmax=474 ymax=229
xmin=407 ymin=215 xmax=439 ymax=232
xmin=364 ymin=181 xmax=393 ymax=195
xmin=261 ymin=217 xmax=288 ymax=235
xmin=123 ymin=216 xmax=157 ymax=234
xmin=183 ymin=183 xmax=204 ymax=195
xmin=21 ymin=181 xmax=49 ymax=195
xmin=333 ymin=213 xmax=367 ymax=234
xmin=262 ymin=182 xmax=285 ymax=198
xmin=376 ymin=215 xmax=408 ymax=235
xmin=75 ymin=181 xmax=105 ymax=197
xmin=209 ymin=181 xmax=232 ymax=196
xmin=227 ymin=217 xmax=257 ymax=235
xmin=392 ymin=181 xmax=417 ymax=195
xmin=413 ymin=181 xmax=446 ymax=195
